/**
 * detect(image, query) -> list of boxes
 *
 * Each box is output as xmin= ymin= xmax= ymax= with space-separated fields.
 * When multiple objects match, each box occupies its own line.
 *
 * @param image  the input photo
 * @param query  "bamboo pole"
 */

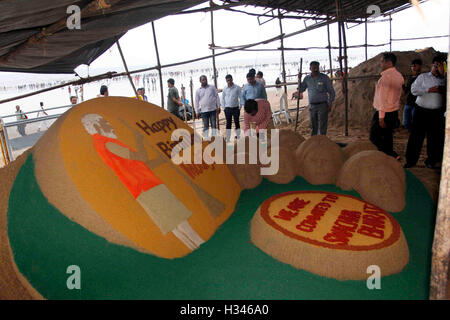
xmin=327 ymin=16 xmax=333 ymax=77
xmin=389 ymin=14 xmax=392 ymax=52
xmin=151 ymin=21 xmax=165 ymax=108
xmin=181 ymin=84 xmax=187 ymax=123
xmin=365 ymin=17 xmax=368 ymax=61
xmin=336 ymin=0 xmax=349 ymax=137
xmin=341 ymin=21 xmax=349 ymax=137
xmin=115 ymin=38 xmax=138 ymax=98
xmin=210 ymin=1 xmax=220 ymax=130
xmin=295 ymin=58 xmax=303 ymax=132
xmin=278 ymin=9 xmax=287 ymax=95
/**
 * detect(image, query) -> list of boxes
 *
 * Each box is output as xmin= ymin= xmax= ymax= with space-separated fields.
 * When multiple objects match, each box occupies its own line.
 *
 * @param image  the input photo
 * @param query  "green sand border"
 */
xmin=7 ymin=154 xmax=436 ymax=299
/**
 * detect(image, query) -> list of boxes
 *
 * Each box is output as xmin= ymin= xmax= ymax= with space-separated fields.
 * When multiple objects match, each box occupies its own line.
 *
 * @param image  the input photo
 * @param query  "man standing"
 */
xmin=297 ymin=61 xmax=335 ymax=136
xmin=241 ymin=72 xmax=267 ymax=107
xmin=15 ymin=105 xmax=27 ymax=136
xmin=167 ymin=78 xmax=182 ymax=118
xmin=195 ymin=75 xmax=221 ymax=139
xmin=256 ymin=71 xmax=266 ymax=87
xmin=98 ymin=85 xmax=109 ymax=97
xmin=402 ymin=59 xmax=423 ymax=132
xmin=70 ymin=96 xmax=78 ymax=105
xmin=222 ymin=74 xmax=241 ymax=142
xmin=404 ymin=56 xmax=447 ymax=168
xmin=370 ymin=53 xmax=404 ymax=159
xmin=137 ymin=88 xmax=148 ymax=102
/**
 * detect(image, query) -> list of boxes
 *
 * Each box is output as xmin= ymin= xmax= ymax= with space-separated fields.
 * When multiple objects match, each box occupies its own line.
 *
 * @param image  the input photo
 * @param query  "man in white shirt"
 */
xmin=222 ymin=74 xmax=241 ymax=142
xmin=195 ymin=75 xmax=221 ymax=139
xmin=404 ymin=56 xmax=447 ymax=169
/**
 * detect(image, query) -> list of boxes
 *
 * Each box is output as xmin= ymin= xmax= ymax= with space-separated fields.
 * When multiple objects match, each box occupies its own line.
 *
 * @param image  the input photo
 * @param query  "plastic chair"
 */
xmin=272 ymin=93 xmax=292 ymax=125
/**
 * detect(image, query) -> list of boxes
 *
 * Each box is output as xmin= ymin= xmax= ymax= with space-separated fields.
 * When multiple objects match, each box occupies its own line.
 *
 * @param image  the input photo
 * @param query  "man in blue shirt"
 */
xmin=241 ymin=72 xmax=267 ymax=107
xmin=297 ymin=61 xmax=335 ymax=136
xmin=222 ymin=74 xmax=242 ymax=141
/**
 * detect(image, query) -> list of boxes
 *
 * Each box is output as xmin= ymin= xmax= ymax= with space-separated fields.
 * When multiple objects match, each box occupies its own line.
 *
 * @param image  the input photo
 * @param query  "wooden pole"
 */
xmin=336 ymin=0 xmax=349 ymax=137
xmin=181 ymin=84 xmax=187 ymax=123
xmin=210 ymin=1 xmax=220 ymax=130
xmin=278 ymin=9 xmax=287 ymax=95
xmin=327 ymin=16 xmax=333 ymax=77
xmin=341 ymin=21 xmax=349 ymax=137
xmin=151 ymin=21 xmax=165 ymax=108
xmin=389 ymin=14 xmax=392 ymax=52
xmin=190 ymin=77 xmax=195 ymax=117
xmin=295 ymin=58 xmax=303 ymax=132
xmin=115 ymin=38 xmax=138 ymax=98
xmin=430 ymin=69 xmax=450 ymax=300
xmin=365 ymin=17 xmax=368 ymax=61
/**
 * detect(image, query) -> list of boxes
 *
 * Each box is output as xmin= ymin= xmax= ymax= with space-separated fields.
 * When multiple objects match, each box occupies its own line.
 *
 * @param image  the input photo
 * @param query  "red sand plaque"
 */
xmin=251 ymin=191 xmax=409 ymax=280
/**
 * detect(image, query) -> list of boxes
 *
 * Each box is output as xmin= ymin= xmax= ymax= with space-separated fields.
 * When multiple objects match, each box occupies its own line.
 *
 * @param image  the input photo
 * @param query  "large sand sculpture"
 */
xmin=0 ymin=98 xmax=417 ymax=298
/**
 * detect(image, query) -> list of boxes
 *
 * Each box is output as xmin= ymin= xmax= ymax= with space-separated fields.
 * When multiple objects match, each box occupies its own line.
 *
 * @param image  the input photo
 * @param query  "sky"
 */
xmin=71 ymin=0 xmax=449 ymax=76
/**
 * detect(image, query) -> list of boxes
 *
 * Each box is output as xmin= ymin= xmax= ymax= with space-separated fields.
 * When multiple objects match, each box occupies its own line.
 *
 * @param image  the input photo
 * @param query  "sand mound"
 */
xmin=342 ymin=140 xmax=378 ymax=161
xmin=295 ymin=135 xmax=344 ymax=185
xmin=337 ymin=150 xmax=406 ymax=212
xmin=329 ymin=47 xmax=443 ymax=128
xmin=263 ymin=145 xmax=296 ymax=184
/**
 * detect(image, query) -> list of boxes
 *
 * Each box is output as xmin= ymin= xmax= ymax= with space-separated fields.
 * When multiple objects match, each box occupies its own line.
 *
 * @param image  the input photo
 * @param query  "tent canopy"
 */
xmin=0 ymin=0 xmax=415 ymax=74
xmin=221 ymin=0 xmax=412 ymax=19
xmin=0 ymin=0 xmax=204 ymax=74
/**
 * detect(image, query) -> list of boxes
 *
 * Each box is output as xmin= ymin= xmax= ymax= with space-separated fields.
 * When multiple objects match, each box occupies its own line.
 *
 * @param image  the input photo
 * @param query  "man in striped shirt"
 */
xmin=369 ymin=52 xmax=404 ymax=159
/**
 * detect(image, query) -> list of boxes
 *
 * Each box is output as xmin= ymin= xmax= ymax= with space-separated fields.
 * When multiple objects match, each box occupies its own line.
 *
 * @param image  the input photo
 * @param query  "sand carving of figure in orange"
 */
xmin=81 ymin=113 xmax=204 ymax=251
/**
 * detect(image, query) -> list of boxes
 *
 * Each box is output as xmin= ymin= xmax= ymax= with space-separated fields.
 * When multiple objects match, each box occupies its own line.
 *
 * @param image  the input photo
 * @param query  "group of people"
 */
xmin=370 ymin=52 xmax=447 ymax=169
xmin=164 ymin=68 xmax=271 ymax=141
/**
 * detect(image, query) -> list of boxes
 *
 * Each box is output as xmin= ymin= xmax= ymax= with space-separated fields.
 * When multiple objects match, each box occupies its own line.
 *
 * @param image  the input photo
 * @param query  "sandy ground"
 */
xmin=0 ymin=88 xmax=442 ymax=204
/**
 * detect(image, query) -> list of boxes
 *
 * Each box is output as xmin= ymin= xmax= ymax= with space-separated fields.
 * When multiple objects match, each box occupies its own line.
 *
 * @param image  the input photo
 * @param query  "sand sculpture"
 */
xmin=336 ymin=150 xmax=406 ymax=213
xmin=342 ymin=140 xmax=378 ymax=161
xmin=295 ymin=135 xmax=345 ymax=185
xmin=0 ymin=99 xmax=415 ymax=298
xmin=250 ymin=191 xmax=410 ymax=280
xmin=29 ymin=98 xmax=242 ymax=258
xmin=263 ymin=145 xmax=296 ymax=184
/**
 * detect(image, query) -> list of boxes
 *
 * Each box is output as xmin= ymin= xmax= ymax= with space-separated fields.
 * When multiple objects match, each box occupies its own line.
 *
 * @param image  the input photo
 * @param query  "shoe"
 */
xmin=403 ymin=163 xmax=414 ymax=168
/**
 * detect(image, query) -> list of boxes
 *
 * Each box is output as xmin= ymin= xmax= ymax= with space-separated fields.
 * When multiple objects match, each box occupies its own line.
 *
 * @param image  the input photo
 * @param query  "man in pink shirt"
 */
xmin=243 ymin=99 xmax=273 ymax=137
xmin=370 ymin=52 xmax=404 ymax=159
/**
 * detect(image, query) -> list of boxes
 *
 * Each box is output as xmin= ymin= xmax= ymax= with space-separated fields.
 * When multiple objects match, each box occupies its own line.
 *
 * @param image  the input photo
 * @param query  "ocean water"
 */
xmin=0 ymin=53 xmax=365 ymax=122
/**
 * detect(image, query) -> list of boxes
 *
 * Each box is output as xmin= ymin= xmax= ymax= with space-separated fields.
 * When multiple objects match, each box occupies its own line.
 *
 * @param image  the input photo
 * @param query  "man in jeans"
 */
xmin=222 ymin=74 xmax=241 ymax=142
xmin=296 ymin=61 xmax=335 ymax=136
xmin=370 ymin=52 xmax=404 ymax=159
xmin=402 ymin=59 xmax=422 ymax=132
xmin=195 ymin=75 xmax=220 ymax=139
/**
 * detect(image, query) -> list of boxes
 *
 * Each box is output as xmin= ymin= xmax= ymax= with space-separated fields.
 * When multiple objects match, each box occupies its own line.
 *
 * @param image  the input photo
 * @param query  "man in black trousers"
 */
xmin=404 ymin=56 xmax=447 ymax=169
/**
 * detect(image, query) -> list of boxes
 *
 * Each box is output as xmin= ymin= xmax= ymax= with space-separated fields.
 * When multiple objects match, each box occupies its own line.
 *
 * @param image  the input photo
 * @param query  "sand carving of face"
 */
xmin=263 ymin=146 xmax=296 ymax=184
xmin=295 ymin=135 xmax=344 ymax=185
xmin=336 ymin=150 xmax=406 ymax=212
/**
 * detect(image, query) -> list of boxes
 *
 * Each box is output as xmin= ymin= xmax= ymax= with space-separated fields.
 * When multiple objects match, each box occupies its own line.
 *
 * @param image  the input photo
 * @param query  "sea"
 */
xmin=0 ymin=53 xmax=366 ymax=123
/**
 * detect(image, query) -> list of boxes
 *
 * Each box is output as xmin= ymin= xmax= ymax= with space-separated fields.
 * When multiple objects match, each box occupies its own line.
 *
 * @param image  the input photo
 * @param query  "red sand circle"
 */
xmin=259 ymin=191 xmax=401 ymax=251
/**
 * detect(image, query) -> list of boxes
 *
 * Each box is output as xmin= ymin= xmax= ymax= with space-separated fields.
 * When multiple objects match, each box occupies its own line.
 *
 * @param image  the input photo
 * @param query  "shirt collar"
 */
xmin=381 ymin=66 xmax=396 ymax=76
